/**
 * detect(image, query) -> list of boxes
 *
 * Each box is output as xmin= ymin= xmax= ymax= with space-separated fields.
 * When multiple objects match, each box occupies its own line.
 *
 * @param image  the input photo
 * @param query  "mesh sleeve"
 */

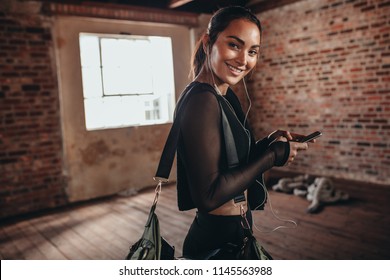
xmin=179 ymin=90 xmax=289 ymax=212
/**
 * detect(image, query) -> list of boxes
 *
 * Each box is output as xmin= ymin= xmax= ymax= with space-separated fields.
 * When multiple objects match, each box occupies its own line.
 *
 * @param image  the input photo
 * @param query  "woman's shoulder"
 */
xmin=176 ymin=82 xmax=221 ymax=120
xmin=178 ymin=82 xmax=219 ymax=106
xmin=187 ymin=81 xmax=216 ymax=96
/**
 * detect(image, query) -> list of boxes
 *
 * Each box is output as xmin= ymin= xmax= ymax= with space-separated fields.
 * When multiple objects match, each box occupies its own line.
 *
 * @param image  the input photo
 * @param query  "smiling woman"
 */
xmin=168 ymin=6 xmax=311 ymax=260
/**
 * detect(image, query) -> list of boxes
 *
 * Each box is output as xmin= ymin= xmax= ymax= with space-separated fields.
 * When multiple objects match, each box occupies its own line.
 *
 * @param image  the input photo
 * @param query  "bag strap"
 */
xmin=153 ymin=116 xmax=181 ymax=183
xmin=153 ymin=84 xmax=196 ymax=183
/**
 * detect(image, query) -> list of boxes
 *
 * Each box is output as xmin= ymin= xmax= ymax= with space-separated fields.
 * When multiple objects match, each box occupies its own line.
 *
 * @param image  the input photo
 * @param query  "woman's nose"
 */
xmin=235 ymin=51 xmax=247 ymax=66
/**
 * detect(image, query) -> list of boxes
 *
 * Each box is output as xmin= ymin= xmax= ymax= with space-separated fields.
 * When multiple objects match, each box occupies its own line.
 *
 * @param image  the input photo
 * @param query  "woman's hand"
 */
xmin=269 ymin=130 xmax=317 ymax=143
xmin=268 ymin=130 xmax=310 ymax=166
xmin=286 ymin=141 xmax=308 ymax=165
xmin=268 ymin=130 xmax=294 ymax=142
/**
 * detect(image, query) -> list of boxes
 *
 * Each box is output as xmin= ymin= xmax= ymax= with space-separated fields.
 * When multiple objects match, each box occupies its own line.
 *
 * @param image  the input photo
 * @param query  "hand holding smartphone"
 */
xmin=294 ymin=131 xmax=322 ymax=143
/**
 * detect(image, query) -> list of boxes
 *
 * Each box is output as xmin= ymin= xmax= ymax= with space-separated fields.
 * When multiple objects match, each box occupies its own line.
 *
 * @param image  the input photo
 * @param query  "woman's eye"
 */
xmin=249 ymin=50 xmax=258 ymax=57
xmin=228 ymin=42 xmax=239 ymax=49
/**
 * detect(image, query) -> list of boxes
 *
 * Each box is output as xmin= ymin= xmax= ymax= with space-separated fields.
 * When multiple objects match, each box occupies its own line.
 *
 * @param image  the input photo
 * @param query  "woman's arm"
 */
xmin=180 ymin=91 xmax=290 ymax=212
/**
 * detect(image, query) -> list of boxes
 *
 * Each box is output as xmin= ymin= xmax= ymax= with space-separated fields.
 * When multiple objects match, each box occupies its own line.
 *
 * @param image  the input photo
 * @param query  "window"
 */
xmin=79 ymin=33 xmax=175 ymax=130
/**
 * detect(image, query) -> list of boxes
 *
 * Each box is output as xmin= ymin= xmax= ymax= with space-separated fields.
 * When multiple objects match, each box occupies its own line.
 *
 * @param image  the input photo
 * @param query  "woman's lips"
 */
xmin=226 ymin=63 xmax=244 ymax=76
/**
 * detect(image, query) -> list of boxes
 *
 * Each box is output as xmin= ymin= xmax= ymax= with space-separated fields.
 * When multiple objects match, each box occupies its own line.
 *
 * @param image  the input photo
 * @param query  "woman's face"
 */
xmin=209 ymin=19 xmax=261 ymax=87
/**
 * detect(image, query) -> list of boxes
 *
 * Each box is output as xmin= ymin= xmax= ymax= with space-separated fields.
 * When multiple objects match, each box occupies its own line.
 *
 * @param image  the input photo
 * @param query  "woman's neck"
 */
xmin=194 ymin=68 xmax=229 ymax=96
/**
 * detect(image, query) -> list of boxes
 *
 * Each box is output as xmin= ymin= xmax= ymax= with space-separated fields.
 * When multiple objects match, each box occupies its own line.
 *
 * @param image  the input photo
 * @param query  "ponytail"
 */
xmin=190 ymin=37 xmax=207 ymax=79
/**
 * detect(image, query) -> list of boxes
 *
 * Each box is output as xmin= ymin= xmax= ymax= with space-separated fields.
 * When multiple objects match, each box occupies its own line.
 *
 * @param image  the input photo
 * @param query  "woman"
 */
xmin=175 ymin=6 xmax=309 ymax=259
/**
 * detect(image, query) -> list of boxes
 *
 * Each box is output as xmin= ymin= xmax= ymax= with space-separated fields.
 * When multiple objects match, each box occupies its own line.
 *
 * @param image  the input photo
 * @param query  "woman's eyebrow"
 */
xmin=227 ymin=35 xmax=260 ymax=48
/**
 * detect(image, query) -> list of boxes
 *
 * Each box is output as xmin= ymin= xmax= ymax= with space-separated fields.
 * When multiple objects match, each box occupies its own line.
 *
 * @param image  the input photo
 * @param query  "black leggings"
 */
xmin=182 ymin=210 xmax=253 ymax=259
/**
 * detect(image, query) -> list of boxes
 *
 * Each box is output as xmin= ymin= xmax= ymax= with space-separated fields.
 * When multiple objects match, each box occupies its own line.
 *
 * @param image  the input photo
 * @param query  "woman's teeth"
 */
xmin=227 ymin=64 xmax=243 ymax=73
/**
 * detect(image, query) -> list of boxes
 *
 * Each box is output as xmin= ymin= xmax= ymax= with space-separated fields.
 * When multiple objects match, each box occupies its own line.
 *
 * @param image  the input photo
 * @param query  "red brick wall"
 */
xmin=248 ymin=0 xmax=390 ymax=184
xmin=0 ymin=10 xmax=67 ymax=219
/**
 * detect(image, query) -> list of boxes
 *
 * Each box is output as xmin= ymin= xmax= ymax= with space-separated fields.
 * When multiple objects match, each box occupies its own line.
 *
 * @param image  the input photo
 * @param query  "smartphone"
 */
xmin=296 ymin=131 xmax=322 ymax=143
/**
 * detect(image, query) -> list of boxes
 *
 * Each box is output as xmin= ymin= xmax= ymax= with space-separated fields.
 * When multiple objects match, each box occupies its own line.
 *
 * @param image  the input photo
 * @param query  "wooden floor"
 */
xmin=1 ymin=179 xmax=390 ymax=260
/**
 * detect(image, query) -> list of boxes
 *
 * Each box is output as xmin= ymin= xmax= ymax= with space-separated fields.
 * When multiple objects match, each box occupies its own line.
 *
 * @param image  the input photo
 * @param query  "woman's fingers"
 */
xmin=284 ymin=131 xmax=293 ymax=141
xmin=296 ymin=142 xmax=309 ymax=150
xmin=287 ymin=142 xmax=308 ymax=165
xmin=275 ymin=136 xmax=288 ymax=142
xmin=270 ymin=130 xmax=308 ymax=142
xmin=289 ymin=132 xmax=305 ymax=141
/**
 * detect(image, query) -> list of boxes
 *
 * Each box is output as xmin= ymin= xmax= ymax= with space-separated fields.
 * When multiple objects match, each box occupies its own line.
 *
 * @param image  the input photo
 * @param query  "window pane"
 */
xmin=84 ymin=98 xmax=106 ymax=130
xmin=101 ymin=38 xmax=153 ymax=95
xmin=79 ymin=35 xmax=100 ymax=67
xmin=81 ymin=67 xmax=102 ymax=99
xmin=79 ymin=33 xmax=175 ymax=130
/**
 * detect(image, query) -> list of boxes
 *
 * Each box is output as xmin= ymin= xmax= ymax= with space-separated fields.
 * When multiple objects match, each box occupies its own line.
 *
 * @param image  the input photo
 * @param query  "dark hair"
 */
xmin=190 ymin=6 xmax=262 ymax=79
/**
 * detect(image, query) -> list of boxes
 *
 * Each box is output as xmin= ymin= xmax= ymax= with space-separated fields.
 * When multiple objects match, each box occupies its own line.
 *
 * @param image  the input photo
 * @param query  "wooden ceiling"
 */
xmin=42 ymin=0 xmax=304 ymax=14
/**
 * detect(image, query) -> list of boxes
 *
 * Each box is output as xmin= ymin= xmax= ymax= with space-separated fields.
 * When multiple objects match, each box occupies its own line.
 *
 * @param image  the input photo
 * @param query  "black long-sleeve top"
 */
xmin=176 ymin=82 xmax=289 ymax=213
